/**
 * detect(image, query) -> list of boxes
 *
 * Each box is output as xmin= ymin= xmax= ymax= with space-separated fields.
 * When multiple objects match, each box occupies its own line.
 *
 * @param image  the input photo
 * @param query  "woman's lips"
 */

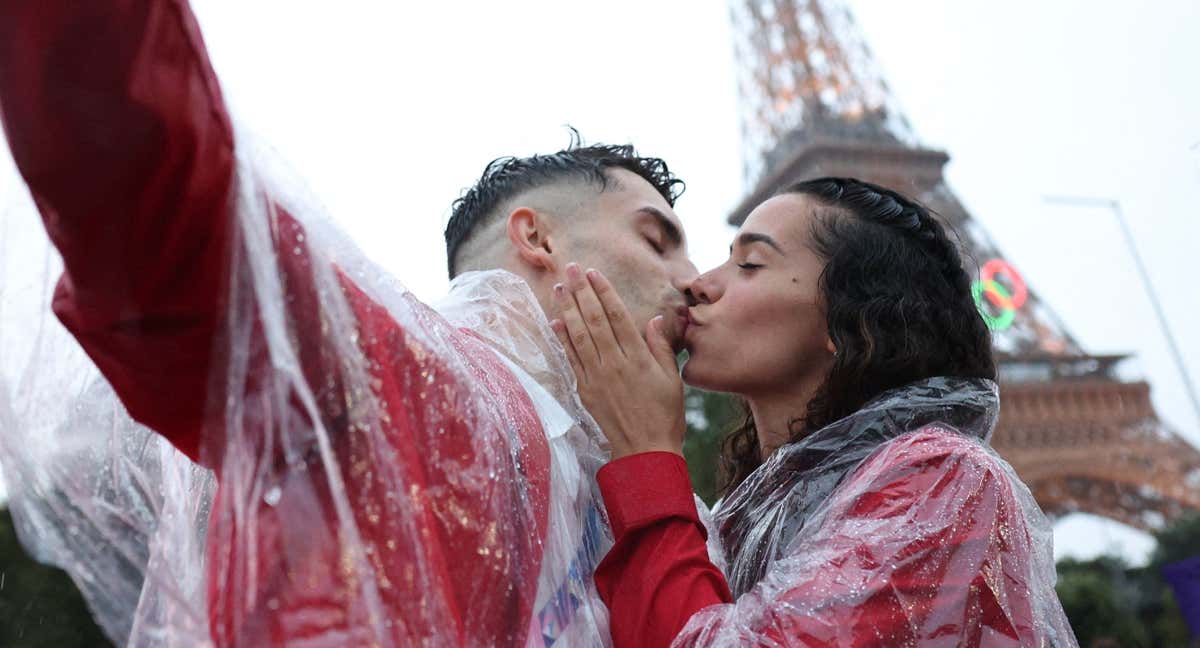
xmin=683 ymin=309 xmax=702 ymax=346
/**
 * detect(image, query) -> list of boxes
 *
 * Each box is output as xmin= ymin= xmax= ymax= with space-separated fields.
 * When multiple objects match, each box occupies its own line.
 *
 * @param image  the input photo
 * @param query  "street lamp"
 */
xmin=1043 ymin=195 xmax=1200 ymax=433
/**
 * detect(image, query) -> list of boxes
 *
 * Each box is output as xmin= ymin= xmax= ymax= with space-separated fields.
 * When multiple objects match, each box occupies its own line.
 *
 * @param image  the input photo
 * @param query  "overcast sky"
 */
xmin=3 ymin=0 xmax=1197 ymax=564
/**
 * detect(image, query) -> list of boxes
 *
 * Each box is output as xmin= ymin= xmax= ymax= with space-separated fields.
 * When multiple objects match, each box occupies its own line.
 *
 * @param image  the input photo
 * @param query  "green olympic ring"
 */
xmin=972 ymin=278 xmax=1016 ymax=331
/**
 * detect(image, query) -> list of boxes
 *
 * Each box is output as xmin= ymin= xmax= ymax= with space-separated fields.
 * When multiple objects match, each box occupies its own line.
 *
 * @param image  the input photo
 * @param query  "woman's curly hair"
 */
xmin=718 ymin=177 xmax=996 ymax=494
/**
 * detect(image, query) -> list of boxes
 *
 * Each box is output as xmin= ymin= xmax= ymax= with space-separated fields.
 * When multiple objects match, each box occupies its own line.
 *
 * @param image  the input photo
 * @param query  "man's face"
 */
xmin=552 ymin=169 xmax=697 ymax=350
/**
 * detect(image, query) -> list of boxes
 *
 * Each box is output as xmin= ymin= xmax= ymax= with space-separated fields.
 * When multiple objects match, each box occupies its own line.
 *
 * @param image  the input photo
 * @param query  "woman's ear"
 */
xmin=507 ymin=207 xmax=558 ymax=273
xmin=825 ymin=337 xmax=837 ymax=357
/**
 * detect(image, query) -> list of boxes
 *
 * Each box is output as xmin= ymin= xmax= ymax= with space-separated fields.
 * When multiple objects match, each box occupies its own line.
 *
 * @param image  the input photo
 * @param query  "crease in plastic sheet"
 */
xmin=439 ymin=269 xmax=618 ymax=648
xmin=0 ymin=130 xmax=620 ymax=646
xmin=673 ymin=377 xmax=1079 ymax=647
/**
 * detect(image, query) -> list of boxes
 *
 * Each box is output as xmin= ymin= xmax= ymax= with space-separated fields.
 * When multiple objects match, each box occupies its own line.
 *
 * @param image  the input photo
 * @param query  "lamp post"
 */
xmin=1043 ymin=195 xmax=1200 ymax=433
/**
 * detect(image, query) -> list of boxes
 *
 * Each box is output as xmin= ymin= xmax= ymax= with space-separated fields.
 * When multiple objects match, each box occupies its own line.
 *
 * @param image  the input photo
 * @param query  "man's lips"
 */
xmin=670 ymin=305 xmax=691 ymax=352
xmin=675 ymin=305 xmax=691 ymax=325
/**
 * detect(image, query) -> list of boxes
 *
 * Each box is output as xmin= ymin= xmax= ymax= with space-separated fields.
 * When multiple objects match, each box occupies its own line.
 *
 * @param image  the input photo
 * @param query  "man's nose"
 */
xmin=671 ymin=259 xmax=700 ymax=300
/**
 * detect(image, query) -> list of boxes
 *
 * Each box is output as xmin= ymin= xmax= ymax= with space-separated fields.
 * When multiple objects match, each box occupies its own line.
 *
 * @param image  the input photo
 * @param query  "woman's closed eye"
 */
xmin=645 ymin=236 xmax=665 ymax=255
xmin=737 ymin=262 xmax=763 ymax=271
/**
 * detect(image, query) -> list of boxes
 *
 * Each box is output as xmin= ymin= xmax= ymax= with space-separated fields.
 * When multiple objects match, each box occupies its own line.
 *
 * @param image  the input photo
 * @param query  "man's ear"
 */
xmin=507 ymin=207 xmax=558 ymax=273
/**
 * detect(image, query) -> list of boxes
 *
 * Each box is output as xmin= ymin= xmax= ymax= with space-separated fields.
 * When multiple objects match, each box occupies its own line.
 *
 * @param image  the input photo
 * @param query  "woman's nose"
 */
xmin=687 ymin=272 xmax=721 ymax=305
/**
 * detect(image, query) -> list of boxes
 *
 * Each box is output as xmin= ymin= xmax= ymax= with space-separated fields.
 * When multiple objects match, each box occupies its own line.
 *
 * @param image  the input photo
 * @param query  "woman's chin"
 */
xmin=681 ymin=355 xmax=727 ymax=392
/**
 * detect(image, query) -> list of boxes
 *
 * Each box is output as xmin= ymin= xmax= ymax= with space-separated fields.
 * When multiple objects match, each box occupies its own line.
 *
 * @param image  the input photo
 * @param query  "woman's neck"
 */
xmin=746 ymin=369 xmax=827 ymax=460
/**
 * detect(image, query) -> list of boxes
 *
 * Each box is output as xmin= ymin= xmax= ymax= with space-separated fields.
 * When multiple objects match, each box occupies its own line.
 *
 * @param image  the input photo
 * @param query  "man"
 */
xmin=0 ymin=1 xmax=695 ymax=646
xmin=439 ymin=143 xmax=697 ymax=646
xmin=445 ymin=142 xmax=694 ymax=344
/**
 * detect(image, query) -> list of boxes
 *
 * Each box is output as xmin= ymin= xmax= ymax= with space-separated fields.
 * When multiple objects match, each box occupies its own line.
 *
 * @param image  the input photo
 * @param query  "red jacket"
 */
xmin=595 ymin=429 xmax=1073 ymax=647
xmin=0 ymin=2 xmax=549 ymax=645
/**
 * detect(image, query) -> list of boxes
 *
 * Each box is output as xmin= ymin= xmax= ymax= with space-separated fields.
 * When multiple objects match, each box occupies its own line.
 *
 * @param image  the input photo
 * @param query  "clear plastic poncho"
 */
xmin=676 ymin=377 xmax=1079 ymax=647
xmin=0 ymin=2 xmax=616 ymax=645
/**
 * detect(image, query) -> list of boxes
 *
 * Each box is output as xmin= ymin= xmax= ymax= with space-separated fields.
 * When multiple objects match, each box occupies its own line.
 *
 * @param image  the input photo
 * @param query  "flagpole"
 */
xmin=1043 ymin=195 xmax=1200 ymax=434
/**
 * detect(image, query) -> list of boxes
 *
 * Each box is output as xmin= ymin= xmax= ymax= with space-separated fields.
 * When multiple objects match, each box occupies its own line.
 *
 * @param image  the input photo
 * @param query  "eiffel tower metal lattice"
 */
xmin=727 ymin=0 xmax=1200 ymax=531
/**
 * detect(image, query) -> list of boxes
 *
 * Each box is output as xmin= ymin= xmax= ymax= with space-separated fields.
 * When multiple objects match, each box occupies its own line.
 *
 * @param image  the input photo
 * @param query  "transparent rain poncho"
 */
xmin=0 ymin=3 xmax=616 ymax=645
xmin=676 ymin=377 xmax=1079 ymax=647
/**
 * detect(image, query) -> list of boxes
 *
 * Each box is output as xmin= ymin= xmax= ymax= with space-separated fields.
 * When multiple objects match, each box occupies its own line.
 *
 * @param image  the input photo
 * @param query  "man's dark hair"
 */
xmin=720 ymin=177 xmax=997 ymax=493
xmin=444 ymin=130 xmax=685 ymax=278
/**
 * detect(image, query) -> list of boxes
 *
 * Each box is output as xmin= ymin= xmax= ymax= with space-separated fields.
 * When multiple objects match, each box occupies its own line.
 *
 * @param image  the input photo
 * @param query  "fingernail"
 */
xmin=566 ymin=263 xmax=581 ymax=280
xmin=553 ymin=283 xmax=565 ymax=298
xmin=585 ymin=268 xmax=598 ymax=281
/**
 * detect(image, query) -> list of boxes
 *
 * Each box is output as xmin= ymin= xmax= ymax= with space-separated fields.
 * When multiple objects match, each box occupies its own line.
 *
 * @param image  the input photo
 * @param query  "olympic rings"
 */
xmin=972 ymin=280 xmax=1015 ymax=330
xmin=971 ymin=259 xmax=1027 ymax=331
xmin=980 ymin=259 xmax=1027 ymax=310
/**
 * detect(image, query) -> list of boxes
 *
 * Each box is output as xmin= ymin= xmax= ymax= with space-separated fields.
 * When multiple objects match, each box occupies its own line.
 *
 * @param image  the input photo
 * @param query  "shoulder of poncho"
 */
xmin=822 ymin=425 xmax=1022 ymax=531
xmin=865 ymin=424 xmax=1006 ymax=478
xmin=446 ymin=268 xmax=536 ymax=301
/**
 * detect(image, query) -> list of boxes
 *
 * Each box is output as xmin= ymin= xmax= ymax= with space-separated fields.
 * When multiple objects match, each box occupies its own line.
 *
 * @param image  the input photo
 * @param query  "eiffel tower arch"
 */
xmin=726 ymin=0 xmax=1200 ymax=532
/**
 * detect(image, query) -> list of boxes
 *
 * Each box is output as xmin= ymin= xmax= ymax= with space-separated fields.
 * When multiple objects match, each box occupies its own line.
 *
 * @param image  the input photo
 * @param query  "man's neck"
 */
xmin=441 ymin=269 xmax=571 ymax=399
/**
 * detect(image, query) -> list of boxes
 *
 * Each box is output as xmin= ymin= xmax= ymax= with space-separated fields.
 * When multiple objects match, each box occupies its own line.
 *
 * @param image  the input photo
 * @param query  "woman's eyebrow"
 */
xmin=731 ymin=231 xmax=785 ymax=255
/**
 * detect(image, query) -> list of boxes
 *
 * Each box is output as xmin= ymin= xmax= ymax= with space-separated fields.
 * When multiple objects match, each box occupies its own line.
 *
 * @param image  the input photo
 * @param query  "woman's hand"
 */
xmin=550 ymin=263 xmax=686 ymax=460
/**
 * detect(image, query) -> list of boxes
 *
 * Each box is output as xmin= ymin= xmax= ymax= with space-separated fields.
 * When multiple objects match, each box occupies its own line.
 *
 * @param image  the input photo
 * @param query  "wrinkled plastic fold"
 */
xmin=0 ymin=145 xmax=620 ymax=648
xmin=674 ymin=377 xmax=1078 ymax=646
xmin=0 ymin=2 xmax=616 ymax=645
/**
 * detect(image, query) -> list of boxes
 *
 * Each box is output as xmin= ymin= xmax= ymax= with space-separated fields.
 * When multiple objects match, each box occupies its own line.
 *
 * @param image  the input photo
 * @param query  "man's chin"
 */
xmin=656 ymin=319 xmax=687 ymax=355
xmin=655 ymin=307 xmax=690 ymax=355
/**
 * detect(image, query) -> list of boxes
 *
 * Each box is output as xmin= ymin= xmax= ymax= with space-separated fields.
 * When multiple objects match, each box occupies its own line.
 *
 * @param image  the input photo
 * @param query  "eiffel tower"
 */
xmin=728 ymin=0 xmax=1200 ymax=532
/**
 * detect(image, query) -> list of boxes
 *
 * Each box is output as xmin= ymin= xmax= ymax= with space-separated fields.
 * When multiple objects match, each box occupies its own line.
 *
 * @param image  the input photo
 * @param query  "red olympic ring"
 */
xmin=979 ymin=259 xmax=1027 ymax=310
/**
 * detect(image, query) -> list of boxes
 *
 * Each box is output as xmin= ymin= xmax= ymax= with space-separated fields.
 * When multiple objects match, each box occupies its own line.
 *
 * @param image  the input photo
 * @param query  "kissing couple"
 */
xmin=0 ymin=2 xmax=1075 ymax=646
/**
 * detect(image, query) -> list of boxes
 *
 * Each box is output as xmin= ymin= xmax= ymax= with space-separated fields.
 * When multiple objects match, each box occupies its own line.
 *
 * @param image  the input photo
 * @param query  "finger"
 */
xmin=586 ymin=268 xmax=643 ymax=356
xmin=550 ymin=318 xmax=587 ymax=385
xmin=554 ymin=280 xmax=601 ymax=369
xmin=644 ymin=316 xmax=678 ymax=375
xmin=565 ymin=263 xmax=622 ymax=360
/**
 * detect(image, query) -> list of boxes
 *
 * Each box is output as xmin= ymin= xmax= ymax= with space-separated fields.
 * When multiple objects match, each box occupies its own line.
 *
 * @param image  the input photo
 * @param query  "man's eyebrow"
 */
xmin=731 ymin=232 xmax=784 ymax=255
xmin=639 ymin=206 xmax=683 ymax=247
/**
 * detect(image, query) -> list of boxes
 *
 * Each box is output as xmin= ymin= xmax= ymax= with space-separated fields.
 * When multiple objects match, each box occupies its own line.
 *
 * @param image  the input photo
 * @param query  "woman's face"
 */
xmin=682 ymin=193 xmax=835 ymax=394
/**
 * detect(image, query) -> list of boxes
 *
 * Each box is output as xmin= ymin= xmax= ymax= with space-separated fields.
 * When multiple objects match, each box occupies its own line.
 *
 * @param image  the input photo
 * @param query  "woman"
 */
xmin=550 ymin=177 xmax=1077 ymax=647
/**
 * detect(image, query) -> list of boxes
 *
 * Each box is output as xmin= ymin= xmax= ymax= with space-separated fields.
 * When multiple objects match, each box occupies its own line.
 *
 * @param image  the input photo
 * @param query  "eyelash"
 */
xmin=647 ymin=238 xmax=665 ymax=254
xmin=737 ymin=262 xmax=763 ymax=271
